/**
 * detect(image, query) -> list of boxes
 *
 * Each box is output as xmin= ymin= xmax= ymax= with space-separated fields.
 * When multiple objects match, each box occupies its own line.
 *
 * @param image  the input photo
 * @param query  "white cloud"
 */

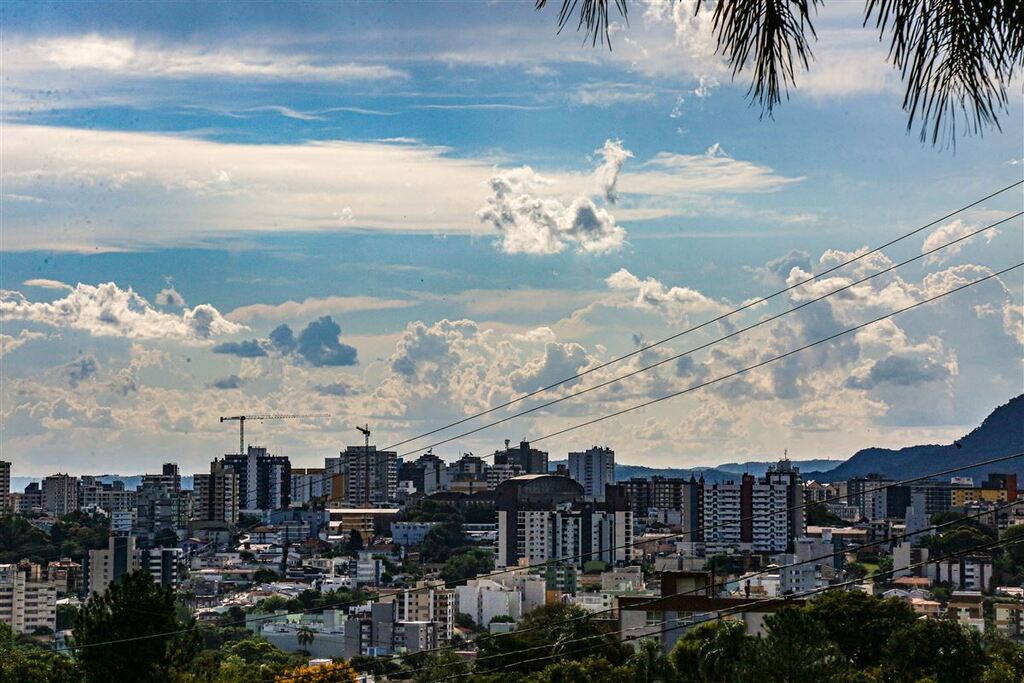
xmin=0 ymin=282 xmax=243 ymax=341
xmin=593 ymin=139 xmax=633 ymax=203
xmin=227 ymin=295 xmax=417 ymax=324
xmin=12 ymin=34 xmax=407 ymax=82
xmin=0 ymin=330 xmax=46 ymax=357
xmin=921 ymin=219 xmax=993 ymax=265
xmin=22 ymin=278 xmax=73 ymax=291
xmin=477 ymin=160 xmax=628 ymax=255
xmin=606 ymin=268 xmax=731 ymax=323
xmin=155 ymin=286 xmax=187 ymax=308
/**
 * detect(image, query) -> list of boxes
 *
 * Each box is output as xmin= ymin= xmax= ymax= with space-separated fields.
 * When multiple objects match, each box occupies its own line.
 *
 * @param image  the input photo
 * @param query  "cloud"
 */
xmin=606 ymin=268 xmax=731 ymax=322
xmin=296 ymin=316 xmax=358 ymax=367
xmin=845 ymin=353 xmax=953 ymax=389
xmin=212 ymin=316 xmax=357 ymax=367
xmin=314 ymin=382 xmax=359 ymax=397
xmin=477 ymin=140 xmax=631 ymax=256
xmin=212 ymin=340 xmax=268 ymax=358
xmin=64 ymin=355 xmax=99 ymax=388
xmin=921 ymin=219 xmax=992 ymax=266
xmin=0 ymin=330 xmax=46 ymax=357
xmin=0 ymin=282 xmax=243 ymax=341
xmin=14 ymin=34 xmax=407 ymax=82
xmin=22 ymin=278 xmax=72 ymax=290
xmin=572 ymin=84 xmax=655 ymax=108
xmin=227 ymin=295 xmax=415 ymax=324
xmin=594 ymin=139 xmax=633 ymax=203
xmin=155 ymin=286 xmax=187 ymax=307
xmin=211 ymin=374 xmax=245 ymax=390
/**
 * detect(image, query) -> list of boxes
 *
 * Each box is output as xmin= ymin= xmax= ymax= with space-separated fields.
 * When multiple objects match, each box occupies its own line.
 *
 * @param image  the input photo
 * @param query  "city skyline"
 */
xmin=2 ymin=1 xmax=1022 ymax=477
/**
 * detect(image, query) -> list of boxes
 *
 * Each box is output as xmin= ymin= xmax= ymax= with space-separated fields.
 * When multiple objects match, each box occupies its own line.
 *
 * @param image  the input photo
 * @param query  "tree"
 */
xmin=525 ymin=655 xmax=637 ymax=683
xmin=275 ymin=660 xmax=358 ymax=683
xmin=252 ymin=568 xmax=281 ymax=585
xmin=628 ymin=637 xmax=676 ymax=683
xmin=296 ymin=625 xmax=315 ymax=651
xmin=881 ymin=618 xmax=986 ymax=683
xmin=804 ymin=591 xmax=916 ymax=669
xmin=740 ymin=607 xmax=851 ymax=683
xmin=0 ymin=622 xmax=80 ymax=683
xmin=442 ymin=548 xmax=494 ymax=584
xmin=420 ymin=521 xmax=471 ymax=563
xmin=72 ymin=570 xmax=200 ymax=683
xmin=535 ymin=0 xmax=1023 ymax=146
xmin=670 ymin=619 xmax=749 ymax=683
xmin=346 ymin=530 xmax=364 ymax=555
xmin=997 ymin=525 xmax=1024 ymax=578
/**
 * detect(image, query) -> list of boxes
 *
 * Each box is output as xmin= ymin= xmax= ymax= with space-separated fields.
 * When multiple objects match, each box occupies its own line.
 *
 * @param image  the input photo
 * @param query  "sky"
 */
xmin=1 ymin=0 xmax=1022 ymax=477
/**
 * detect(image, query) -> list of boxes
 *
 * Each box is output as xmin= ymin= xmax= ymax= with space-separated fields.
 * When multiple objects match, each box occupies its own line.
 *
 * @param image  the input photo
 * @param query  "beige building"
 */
xmin=0 ymin=561 xmax=57 ymax=634
xmin=42 ymin=474 xmax=79 ymax=517
xmin=395 ymin=579 xmax=457 ymax=641
xmin=194 ymin=459 xmax=240 ymax=526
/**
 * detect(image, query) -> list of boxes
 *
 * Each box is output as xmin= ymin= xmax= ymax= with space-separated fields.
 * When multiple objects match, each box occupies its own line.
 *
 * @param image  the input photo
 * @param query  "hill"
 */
xmin=808 ymin=394 xmax=1024 ymax=482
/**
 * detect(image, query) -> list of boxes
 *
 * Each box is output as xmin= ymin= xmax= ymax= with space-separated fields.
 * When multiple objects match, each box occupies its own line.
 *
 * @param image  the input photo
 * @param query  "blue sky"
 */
xmin=1 ymin=0 xmax=1022 ymax=477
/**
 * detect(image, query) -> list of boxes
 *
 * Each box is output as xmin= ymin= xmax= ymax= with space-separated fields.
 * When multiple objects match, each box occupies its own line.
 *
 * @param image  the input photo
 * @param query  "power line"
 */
xmin=380 ymin=179 xmax=1023 ymax=453
xmin=393 ymin=213 xmax=1021 ymax=458
xmin=206 ymin=207 xmax=1023 ymax=509
xmin=55 ymin=446 xmax=1024 ymax=654
xmin=437 ymin=535 xmax=1022 ymax=681
xmin=390 ymin=498 xmax=1021 ymax=677
xmin=530 ymin=262 xmax=1023 ymax=445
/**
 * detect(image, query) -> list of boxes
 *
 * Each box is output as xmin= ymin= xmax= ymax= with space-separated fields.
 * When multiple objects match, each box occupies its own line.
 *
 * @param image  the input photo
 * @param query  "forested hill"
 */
xmin=808 ymin=394 xmax=1024 ymax=482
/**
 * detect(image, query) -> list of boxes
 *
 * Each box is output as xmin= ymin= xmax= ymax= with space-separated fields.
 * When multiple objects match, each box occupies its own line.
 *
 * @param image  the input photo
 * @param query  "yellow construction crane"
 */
xmin=219 ymin=413 xmax=329 ymax=454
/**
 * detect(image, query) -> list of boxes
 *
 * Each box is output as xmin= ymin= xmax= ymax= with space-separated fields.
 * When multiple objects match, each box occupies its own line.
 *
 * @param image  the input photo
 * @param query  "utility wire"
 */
xmin=390 ymin=498 xmax=1022 ymax=678
xmin=381 ymin=179 xmax=1023 ymax=453
xmin=437 ymin=535 xmax=1022 ymax=681
xmin=393 ymin=213 xmax=1021 ymax=458
xmin=55 ymin=443 xmax=1024 ymax=653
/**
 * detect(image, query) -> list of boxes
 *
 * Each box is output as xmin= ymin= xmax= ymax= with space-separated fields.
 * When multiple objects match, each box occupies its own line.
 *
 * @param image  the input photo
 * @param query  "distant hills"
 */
xmin=8 ymin=395 xmax=1021 ymax=492
xmin=807 ymin=394 xmax=1024 ymax=482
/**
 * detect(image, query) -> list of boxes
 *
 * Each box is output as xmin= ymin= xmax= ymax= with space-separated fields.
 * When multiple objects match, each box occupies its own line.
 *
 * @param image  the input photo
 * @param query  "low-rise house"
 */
xmin=947 ymin=591 xmax=985 ymax=632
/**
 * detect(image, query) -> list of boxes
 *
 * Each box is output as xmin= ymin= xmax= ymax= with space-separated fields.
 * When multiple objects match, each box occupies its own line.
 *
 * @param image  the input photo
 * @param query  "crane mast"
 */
xmin=219 ymin=413 xmax=329 ymax=454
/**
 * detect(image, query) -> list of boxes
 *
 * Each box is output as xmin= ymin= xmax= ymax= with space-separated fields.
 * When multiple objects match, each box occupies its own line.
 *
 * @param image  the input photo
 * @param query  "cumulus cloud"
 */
xmin=211 ymin=374 xmax=245 ymax=390
xmin=64 ymin=355 xmax=99 ymax=388
xmin=227 ymin=295 xmax=415 ymax=324
xmin=477 ymin=141 xmax=630 ymax=256
xmin=0 ymin=329 xmax=46 ymax=357
xmin=314 ymin=382 xmax=359 ymax=397
xmin=0 ymin=282 xmax=243 ymax=341
xmin=155 ymin=286 xmax=187 ymax=307
xmin=213 ymin=316 xmax=357 ymax=367
xmin=606 ymin=268 xmax=731 ymax=322
xmin=921 ymin=219 xmax=992 ymax=265
xmin=594 ymin=139 xmax=633 ymax=203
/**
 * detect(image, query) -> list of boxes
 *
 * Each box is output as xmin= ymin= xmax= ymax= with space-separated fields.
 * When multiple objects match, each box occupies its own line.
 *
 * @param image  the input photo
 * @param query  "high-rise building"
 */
xmin=86 ymin=535 xmax=139 ymax=596
xmin=42 ymin=474 xmax=79 ymax=517
xmin=18 ymin=483 xmax=42 ymax=514
xmin=624 ymin=476 xmax=701 ymax=540
xmin=0 ymin=461 xmax=10 ymax=514
xmin=702 ymin=458 xmax=805 ymax=554
xmin=290 ymin=467 xmax=329 ymax=506
xmin=79 ymin=476 xmax=137 ymax=513
xmin=223 ymin=446 xmax=291 ymax=511
xmin=495 ymin=474 xmax=632 ymax=569
xmin=0 ymin=561 xmax=57 ymax=634
xmin=493 ymin=440 xmax=548 ymax=474
xmin=141 ymin=464 xmax=182 ymax=494
xmin=328 ymin=445 xmax=397 ymax=507
xmin=568 ymin=446 xmax=615 ymax=501
xmin=85 ymin=535 xmax=183 ymax=596
xmin=399 ymin=452 xmax=445 ymax=495
xmin=396 ymin=579 xmax=457 ymax=641
xmin=194 ymin=458 xmax=240 ymax=526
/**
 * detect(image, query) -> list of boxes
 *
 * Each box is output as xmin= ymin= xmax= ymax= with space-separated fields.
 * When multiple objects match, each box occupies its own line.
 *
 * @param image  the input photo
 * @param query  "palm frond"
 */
xmin=706 ymin=0 xmax=823 ymax=118
xmin=866 ymin=0 xmax=1020 ymax=147
xmin=535 ymin=0 xmax=629 ymax=47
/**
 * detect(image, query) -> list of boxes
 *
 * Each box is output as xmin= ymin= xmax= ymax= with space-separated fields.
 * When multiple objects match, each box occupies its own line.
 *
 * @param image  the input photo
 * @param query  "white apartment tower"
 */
xmin=568 ymin=446 xmax=615 ymax=501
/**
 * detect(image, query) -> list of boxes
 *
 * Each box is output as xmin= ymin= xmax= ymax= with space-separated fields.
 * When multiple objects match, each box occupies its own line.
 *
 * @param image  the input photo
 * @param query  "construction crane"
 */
xmin=356 ymin=424 xmax=371 ymax=449
xmin=219 ymin=414 xmax=329 ymax=455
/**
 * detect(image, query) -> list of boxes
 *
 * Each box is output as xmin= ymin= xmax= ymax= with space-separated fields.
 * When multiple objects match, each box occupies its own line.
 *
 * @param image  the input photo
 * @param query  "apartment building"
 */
xmin=568 ymin=446 xmax=615 ymax=501
xmin=0 ymin=461 xmax=10 ymax=514
xmin=0 ymin=561 xmax=57 ymax=634
xmin=396 ymin=579 xmax=457 ymax=641
xmin=327 ymin=445 xmax=397 ymax=507
xmin=42 ymin=474 xmax=79 ymax=517
xmin=194 ymin=458 xmax=240 ymax=526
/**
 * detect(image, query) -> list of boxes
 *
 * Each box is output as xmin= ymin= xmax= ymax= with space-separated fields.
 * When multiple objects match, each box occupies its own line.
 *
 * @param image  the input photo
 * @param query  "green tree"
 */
xmin=881 ymin=618 xmax=986 ymax=683
xmin=296 ymin=625 xmax=315 ymax=651
xmin=670 ymin=619 xmax=750 ymax=683
xmin=420 ymin=521 xmax=471 ymax=563
xmin=441 ymin=549 xmax=494 ymax=584
xmin=0 ymin=515 xmax=50 ymax=563
xmin=804 ymin=591 xmax=916 ymax=668
xmin=627 ymin=637 xmax=676 ymax=683
xmin=525 ymin=655 xmax=636 ymax=683
xmin=0 ymin=622 xmax=81 ymax=683
xmin=535 ymin=0 xmax=1023 ymax=146
xmin=72 ymin=570 xmax=200 ymax=683
xmin=740 ymin=608 xmax=851 ymax=683
xmin=346 ymin=530 xmax=364 ymax=555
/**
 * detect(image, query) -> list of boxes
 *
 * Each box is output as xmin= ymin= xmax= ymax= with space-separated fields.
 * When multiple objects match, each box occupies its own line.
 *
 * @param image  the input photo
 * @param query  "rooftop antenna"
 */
xmin=357 ymin=424 xmax=371 ymax=449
